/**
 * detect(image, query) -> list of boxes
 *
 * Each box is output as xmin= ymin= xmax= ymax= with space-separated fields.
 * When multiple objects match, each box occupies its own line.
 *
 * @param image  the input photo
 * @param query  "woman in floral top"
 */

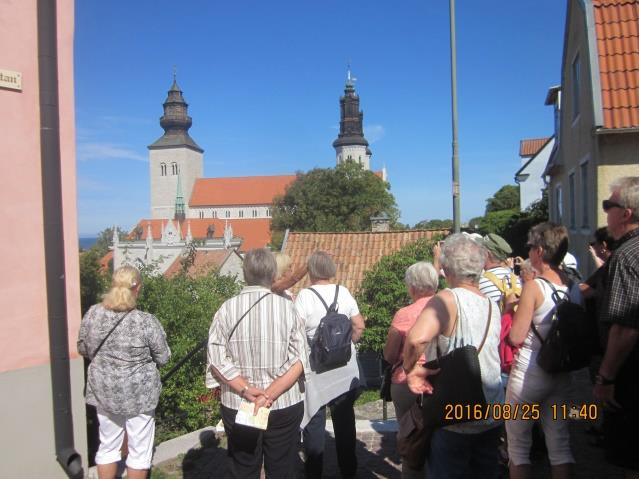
xmin=78 ymin=266 xmax=170 ymax=479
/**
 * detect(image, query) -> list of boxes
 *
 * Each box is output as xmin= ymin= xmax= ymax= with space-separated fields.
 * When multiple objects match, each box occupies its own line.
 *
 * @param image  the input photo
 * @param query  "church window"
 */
xmin=225 ymin=210 xmax=230 ymax=218
xmin=212 ymin=210 xmax=217 ymax=218
xmin=160 ymin=163 xmax=167 ymax=176
xmin=266 ymin=208 xmax=271 ymax=217
xmin=347 ymin=155 xmax=352 ymax=160
xmin=171 ymin=162 xmax=178 ymax=175
xmin=199 ymin=211 xmax=204 ymax=219
xmin=252 ymin=209 xmax=258 ymax=217
xmin=239 ymin=210 xmax=244 ymax=218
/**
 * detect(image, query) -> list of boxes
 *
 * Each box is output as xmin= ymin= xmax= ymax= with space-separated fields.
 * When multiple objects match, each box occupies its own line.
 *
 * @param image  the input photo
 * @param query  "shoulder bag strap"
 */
xmin=330 ymin=284 xmax=340 ymax=312
xmin=92 ymin=309 xmax=132 ymax=358
xmin=436 ymin=289 xmax=461 ymax=359
xmin=483 ymin=271 xmax=505 ymax=293
xmin=308 ymin=287 xmax=330 ymax=313
xmin=477 ymin=299 xmax=493 ymax=354
xmin=227 ymin=293 xmax=270 ymax=341
xmin=530 ymin=277 xmax=565 ymax=343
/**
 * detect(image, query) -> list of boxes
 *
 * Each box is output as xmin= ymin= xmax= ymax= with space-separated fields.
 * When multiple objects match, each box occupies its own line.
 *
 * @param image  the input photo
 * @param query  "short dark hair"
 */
xmin=528 ymin=222 xmax=569 ymax=267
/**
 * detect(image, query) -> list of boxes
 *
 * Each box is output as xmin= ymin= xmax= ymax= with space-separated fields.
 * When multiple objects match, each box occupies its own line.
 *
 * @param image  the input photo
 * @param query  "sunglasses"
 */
xmin=602 ymin=199 xmax=626 ymax=211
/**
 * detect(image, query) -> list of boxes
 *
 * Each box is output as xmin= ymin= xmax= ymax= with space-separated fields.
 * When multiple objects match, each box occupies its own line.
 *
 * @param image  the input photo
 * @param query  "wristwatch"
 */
xmin=595 ymin=373 xmax=615 ymax=386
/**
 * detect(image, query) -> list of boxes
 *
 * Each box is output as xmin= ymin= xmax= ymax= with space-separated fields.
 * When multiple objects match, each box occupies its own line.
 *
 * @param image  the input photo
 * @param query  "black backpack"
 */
xmin=532 ymin=277 xmax=597 ymax=373
xmin=308 ymin=286 xmax=353 ymax=373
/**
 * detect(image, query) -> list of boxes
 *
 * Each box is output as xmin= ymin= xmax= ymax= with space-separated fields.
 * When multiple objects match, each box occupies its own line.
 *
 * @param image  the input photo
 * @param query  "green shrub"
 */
xmin=356 ymin=237 xmax=444 ymax=353
xmin=137 ymin=271 xmax=240 ymax=443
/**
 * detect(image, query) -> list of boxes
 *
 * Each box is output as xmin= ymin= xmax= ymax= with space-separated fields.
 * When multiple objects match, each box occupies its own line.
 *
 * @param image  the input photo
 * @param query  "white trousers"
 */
xmin=95 ymin=409 xmax=155 ymax=470
xmin=505 ymin=350 xmax=574 ymax=466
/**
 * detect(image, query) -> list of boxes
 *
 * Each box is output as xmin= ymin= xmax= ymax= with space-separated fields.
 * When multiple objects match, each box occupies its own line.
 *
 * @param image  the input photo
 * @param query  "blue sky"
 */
xmin=75 ymin=0 xmax=566 ymax=236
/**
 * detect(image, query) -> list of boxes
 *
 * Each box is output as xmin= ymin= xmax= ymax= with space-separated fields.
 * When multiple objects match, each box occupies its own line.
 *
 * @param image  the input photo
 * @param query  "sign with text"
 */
xmin=0 ymin=69 xmax=22 ymax=91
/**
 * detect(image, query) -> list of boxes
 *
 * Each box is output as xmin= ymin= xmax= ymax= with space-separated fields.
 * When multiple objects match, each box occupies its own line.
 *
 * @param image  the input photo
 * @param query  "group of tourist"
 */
xmin=78 ymin=175 xmax=639 ymax=479
xmin=386 ymin=177 xmax=639 ymax=479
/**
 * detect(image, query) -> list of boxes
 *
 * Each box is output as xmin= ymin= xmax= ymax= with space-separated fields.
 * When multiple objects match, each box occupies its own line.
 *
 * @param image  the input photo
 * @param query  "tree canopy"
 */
xmin=356 ymin=237 xmax=445 ymax=353
xmin=485 ymin=185 xmax=519 ymax=214
xmin=271 ymin=161 xmax=399 ymax=237
xmin=413 ymin=219 xmax=453 ymax=230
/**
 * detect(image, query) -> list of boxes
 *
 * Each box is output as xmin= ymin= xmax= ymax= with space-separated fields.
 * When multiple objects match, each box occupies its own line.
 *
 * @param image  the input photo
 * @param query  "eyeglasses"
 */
xmin=602 ymin=199 xmax=626 ymax=211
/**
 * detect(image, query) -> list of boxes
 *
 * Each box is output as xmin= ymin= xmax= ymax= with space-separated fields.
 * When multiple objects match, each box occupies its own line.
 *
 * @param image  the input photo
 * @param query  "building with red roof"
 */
xmin=544 ymin=0 xmax=639 ymax=275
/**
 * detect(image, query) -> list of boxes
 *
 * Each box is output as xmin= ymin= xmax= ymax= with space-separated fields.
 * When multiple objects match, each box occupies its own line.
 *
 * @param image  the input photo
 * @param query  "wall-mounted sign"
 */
xmin=0 ymin=69 xmax=22 ymax=91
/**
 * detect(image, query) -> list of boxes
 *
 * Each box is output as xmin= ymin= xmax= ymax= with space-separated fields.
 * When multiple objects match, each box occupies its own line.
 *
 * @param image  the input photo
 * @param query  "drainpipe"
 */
xmin=38 ymin=0 xmax=84 ymax=477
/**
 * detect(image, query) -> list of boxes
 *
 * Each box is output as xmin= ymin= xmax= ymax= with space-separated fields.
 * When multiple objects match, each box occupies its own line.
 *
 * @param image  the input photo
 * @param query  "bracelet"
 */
xmin=595 ymin=373 xmax=615 ymax=386
xmin=240 ymin=385 xmax=249 ymax=398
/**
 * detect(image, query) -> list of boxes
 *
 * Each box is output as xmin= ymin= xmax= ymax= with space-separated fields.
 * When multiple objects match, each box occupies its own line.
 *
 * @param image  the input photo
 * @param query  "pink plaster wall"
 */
xmin=0 ymin=0 xmax=80 ymax=373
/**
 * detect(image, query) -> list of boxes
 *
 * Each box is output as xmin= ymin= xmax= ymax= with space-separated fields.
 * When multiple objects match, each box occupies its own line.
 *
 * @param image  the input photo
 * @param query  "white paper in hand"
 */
xmin=235 ymin=399 xmax=270 ymax=430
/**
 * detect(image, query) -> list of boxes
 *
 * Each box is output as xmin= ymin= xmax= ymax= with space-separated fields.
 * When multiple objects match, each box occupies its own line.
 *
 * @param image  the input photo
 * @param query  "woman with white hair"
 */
xmin=208 ymin=248 xmax=306 ymax=479
xmin=404 ymin=234 xmax=503 ymax=478
xmin=295 ymin=251 xmax=365 ymax=479
xmin=383 ymin=261 xmax=438 ymax=479
xmin=78 ymin=265 xmax=170 ymax=479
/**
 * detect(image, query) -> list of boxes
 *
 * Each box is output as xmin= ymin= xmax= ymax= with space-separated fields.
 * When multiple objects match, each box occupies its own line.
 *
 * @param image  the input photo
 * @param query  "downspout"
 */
xmin=37 ymin=0 xmax=84 ymax=477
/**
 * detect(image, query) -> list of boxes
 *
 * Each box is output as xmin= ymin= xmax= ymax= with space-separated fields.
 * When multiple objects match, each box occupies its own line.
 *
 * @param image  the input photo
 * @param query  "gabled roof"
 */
xmin=189 ymin=175 xmax=297 ymax=207
xmin=593 ymin=0 xmax=639 ymax=129
xmin=130 ymin=218 xmax=272 ymax=251
xmin=516 ymin=137 xmax=555 ymax=179
xmin=164 ymin=249 xmax=238 ymax=278
xmin=519 ymin=137 xmax=552 ymax=157
xmin=282 ymin=229 xmax=449 ymax=294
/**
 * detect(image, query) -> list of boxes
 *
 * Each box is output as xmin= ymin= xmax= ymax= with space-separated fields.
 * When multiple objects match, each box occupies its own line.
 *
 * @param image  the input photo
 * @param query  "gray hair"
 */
xmin=611 ymin=176 xmax=639 ymax=222
xmin=243 ymin=248 xmax=277 ymax=287
xmin=528 ymin=222 xmax=568 ymax=267
xmin=307 ymin=251 xmax=336 ymax=281
xmin=404 ymin=261 xmax=438 ymax=296
xmin=440 ymin=233 xmax=487 ymax=283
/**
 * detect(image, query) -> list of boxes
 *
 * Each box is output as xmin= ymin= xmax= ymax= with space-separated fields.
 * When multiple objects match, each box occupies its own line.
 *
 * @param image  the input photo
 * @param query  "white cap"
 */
xmin=563 ymin=252 xmax=578 ymax=269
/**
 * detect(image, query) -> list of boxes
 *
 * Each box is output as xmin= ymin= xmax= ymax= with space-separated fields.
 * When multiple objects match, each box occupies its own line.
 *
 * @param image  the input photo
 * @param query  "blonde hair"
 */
xmin=274 ymin=253 xmax=292 ymax=280
xmin=102 ymin=265 xmax=141 ymax=312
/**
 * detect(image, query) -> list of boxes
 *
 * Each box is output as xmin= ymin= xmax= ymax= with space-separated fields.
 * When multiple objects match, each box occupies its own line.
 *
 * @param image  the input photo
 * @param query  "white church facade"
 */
xmin=112 ymin=70 xmax=382 ymax=276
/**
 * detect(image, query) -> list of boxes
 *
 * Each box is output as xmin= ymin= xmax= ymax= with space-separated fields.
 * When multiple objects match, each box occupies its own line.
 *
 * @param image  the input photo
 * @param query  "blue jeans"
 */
xmin=428 ymin=425 xmax=501 ymax=479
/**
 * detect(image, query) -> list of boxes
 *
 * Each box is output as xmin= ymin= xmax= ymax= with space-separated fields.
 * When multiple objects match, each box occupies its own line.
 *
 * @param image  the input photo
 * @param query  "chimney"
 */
xmin=370 ymin=213 xmax=390 ymax=232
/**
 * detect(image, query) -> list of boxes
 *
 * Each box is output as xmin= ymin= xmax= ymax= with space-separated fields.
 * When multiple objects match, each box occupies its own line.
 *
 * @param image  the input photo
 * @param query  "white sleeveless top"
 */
xmin=426 ymin=288 xmax=504 ymax=433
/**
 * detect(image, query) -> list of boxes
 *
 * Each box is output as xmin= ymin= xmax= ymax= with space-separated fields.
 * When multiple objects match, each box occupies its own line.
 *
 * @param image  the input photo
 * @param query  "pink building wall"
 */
xmin=0 ymin=0 xmax=80 ymax=373
xmin=0 ymin=1 xmax=87 ymax=476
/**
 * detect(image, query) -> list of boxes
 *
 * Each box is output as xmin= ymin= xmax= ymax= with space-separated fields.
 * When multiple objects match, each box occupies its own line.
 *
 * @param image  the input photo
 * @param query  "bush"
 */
xmin=136 ymin=272 xmax=240 ymax=442
xmin=356 ymin=237 xmax=444 ymax=353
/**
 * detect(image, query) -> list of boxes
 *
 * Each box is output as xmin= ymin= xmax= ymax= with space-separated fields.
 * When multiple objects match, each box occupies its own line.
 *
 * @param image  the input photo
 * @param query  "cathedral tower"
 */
xmin=148 ymin=75 xmax=203 ymax=219
xmin=332 ymin=69 xmax=371 ymax=170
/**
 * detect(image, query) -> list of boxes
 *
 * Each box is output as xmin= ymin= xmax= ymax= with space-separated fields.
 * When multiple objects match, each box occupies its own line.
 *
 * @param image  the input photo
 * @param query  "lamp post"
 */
xmin=450 ymin=0 xmax=461 ymax=233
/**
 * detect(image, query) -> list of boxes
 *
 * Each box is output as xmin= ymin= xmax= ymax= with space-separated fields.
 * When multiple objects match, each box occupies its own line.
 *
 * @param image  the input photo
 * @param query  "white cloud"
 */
xmin=77 ymin=142 xmax=147 ymax=162
xmin=364 ymin=124 xmax=385 ymax=143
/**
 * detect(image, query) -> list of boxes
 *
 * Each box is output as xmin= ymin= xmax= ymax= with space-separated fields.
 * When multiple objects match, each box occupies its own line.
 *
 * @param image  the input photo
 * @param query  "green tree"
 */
xmin=79 ymin=248 xmax=108 ymax=315
xmin=92 ymin=226 xmax=128 ymax=255
xmin=356 ymin=237 xmax=445 ymax=353
xmin=485 ymin=185 xmax=520 ymax=214
xmin=271 ymin=161 xmax=399 ymax=242
xmin=477 ymin=209 xmax=518 ymax=235
xmin=501 ymin=190 xmax=549 ymax=256
xmin=413 ymin=219 xmax=453 ymax=230
xmin=137 ymin=271 xmax=240 ymax=442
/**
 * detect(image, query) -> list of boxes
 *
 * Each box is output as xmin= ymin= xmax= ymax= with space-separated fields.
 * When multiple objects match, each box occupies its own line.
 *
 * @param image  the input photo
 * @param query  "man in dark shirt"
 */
xmin=594 ymin=176 xmax=639 ymax=475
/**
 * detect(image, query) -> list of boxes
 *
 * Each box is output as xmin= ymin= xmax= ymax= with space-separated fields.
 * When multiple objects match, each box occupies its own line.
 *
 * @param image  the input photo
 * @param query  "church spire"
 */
xmin=332 ymin=67 xmax=372 ymax=169
xmin=174 ymin=173 xmax=186 ymax=222
xmin=148 ymin=73 xmax=203 ymax=153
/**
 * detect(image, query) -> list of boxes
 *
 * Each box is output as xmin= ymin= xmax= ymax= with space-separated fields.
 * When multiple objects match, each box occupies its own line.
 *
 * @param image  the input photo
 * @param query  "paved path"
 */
xmin=151 ymin=370 xmax=626 ymax=478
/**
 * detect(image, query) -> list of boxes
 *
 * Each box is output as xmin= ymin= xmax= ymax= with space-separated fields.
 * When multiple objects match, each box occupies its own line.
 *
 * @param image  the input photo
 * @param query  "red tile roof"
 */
xmin=189 ymin=175 xmax=297 ymax=206
xmin=593 ymin=0 xmax=639 ymax=128
xmin=164 ymin=249 xmax=235 ymax=278
xmin=282 ymin=229 xmax=449 ymax=294
xmin=130 ymin=218 xmax=272 ymax=251
xmin=519 ymin=138 xmax=552 ymax=157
